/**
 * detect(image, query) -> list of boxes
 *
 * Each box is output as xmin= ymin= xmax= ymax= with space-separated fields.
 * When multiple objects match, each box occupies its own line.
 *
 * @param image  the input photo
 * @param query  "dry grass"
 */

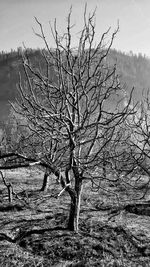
xmin=0 ymin=167 xmax=150 ymax=266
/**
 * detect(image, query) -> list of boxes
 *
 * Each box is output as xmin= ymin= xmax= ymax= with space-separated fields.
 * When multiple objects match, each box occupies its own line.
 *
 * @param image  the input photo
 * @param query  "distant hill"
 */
xmin=108 ymin=50 xmax=150 ymax=101
xmin=0 ymin=48 xmax=150 ymax=124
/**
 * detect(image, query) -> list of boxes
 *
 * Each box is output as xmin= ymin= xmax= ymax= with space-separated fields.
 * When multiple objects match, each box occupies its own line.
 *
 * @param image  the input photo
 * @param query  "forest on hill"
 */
xmin=0 ymin=48 xmax=150 ymax=124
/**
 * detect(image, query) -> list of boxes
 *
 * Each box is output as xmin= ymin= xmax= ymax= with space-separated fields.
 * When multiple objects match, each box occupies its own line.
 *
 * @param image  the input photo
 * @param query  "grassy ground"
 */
xmin=0 ymin=167 xmax=150 ymax=266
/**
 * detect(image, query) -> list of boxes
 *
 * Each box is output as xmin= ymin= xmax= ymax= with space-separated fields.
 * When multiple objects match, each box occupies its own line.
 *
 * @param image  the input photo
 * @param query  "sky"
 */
xmin=1 ymin=0 xmax=150 ymax=56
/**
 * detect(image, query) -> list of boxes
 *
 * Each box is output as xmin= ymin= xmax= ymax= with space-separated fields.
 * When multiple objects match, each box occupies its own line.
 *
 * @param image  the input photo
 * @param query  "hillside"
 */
xmin=0 ymin=49 xmax=150 ymax=124
xmin=109 ymin=50 xmax=150 ymax=100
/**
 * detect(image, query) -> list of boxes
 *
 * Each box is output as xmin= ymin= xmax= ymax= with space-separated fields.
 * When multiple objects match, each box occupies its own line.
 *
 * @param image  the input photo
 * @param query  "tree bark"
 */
xmin=8 ymin=184 xmax=13 ymax=203
xmin=67 ymin=180 xmax=82 ymax=232
xmin=40 ymin=169 xmax=50 ymax=192
xmin=102 ymin=151 xmax=107 ymax=179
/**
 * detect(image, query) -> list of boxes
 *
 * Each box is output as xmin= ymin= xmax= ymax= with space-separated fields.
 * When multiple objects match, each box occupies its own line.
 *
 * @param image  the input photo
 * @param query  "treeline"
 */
xmin=0 ymin=48 xmax=45 ymax=101
xmin=0 ymin=48 xmax=150 ymax=121
xmin=108 ymin=50 xmax=150 ymax=100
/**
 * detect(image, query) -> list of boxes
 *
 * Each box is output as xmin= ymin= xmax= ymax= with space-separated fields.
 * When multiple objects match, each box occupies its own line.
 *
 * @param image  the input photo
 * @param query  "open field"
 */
xmin=0 ymin=167 xmax=150 ymax=266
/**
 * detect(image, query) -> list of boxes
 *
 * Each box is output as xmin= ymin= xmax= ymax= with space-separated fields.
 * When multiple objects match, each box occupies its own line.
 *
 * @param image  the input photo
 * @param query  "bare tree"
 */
xmin=107 ymin=90 xmax=150 ymax=203
xmin=5 ymin=8 xmax=134 ymax=232
xmin=0 ymin=171 xmax=13 ymax=203
xmin=125 ymin=91 xmax=150 ymax=180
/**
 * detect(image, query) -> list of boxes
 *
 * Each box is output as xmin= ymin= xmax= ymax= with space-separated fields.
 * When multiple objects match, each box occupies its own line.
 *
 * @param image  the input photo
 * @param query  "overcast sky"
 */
xmin=1 ymin=0 xmax=150 ymax=56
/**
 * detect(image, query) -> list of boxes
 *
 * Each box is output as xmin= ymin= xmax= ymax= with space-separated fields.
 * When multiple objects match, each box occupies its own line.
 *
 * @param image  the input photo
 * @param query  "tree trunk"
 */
xmin=67 ymin=180 xmax=82 ymax=232
xmin=8 ymin=183 xmax=13 ymax=203
xmin=40 ymin=169 xmax=50 ymax=192
xmin=102 ymin=152 xmax=106 ymax=179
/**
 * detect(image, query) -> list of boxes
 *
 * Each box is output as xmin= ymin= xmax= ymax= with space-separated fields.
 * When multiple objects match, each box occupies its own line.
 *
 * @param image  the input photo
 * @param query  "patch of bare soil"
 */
xmin=0 ymin=168 xmax=150 ymax=266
